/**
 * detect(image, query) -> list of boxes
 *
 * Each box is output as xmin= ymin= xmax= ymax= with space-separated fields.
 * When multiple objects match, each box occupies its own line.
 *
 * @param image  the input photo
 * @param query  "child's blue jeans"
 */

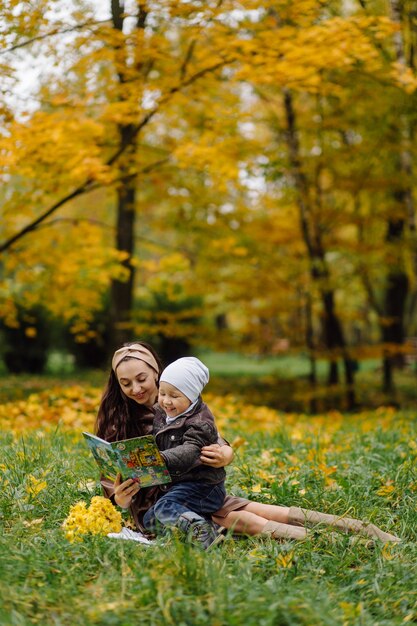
xmin=142 ymin=481 xmax=226 ymax=532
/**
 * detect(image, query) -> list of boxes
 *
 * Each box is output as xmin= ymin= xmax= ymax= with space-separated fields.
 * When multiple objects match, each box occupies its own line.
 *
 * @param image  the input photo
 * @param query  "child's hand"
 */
xmin=113 ymin=474 xmax=140 ymax=509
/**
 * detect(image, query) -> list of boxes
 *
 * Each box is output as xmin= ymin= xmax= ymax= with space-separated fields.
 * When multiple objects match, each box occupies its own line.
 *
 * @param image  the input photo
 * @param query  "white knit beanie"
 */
xmin=159 ymin=357 xmax=209 ymax=402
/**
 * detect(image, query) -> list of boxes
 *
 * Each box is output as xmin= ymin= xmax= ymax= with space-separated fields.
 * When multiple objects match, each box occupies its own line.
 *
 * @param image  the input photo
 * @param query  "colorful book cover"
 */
xmin=82 ymin=432 xmax=172 ymax=487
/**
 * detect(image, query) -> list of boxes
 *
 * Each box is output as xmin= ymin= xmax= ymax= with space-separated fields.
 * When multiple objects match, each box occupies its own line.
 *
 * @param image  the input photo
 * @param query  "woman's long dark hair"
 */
xmin=95 ymin=341 xmax=163 ymax=441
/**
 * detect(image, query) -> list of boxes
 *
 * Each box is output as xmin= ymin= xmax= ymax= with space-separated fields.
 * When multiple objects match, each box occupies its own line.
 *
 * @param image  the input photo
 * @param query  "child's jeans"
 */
xmin=143 ymin=481 xmax=226 ymax=533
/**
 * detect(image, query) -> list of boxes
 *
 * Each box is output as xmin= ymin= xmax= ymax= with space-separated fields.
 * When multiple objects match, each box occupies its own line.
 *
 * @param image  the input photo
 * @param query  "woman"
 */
xmin=96 ymin=342 xmax=400 ymax=543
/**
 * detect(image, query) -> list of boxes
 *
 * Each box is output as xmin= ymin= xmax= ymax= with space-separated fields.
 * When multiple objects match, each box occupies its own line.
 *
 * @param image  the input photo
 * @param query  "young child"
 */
xmin=142 ymin=356 xmax=226 ymax=548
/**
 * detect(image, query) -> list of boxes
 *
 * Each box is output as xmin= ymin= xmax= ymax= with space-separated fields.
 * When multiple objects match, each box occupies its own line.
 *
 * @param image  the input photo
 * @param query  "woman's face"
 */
xmin=116 ymin=359 xmax=159 ymax=408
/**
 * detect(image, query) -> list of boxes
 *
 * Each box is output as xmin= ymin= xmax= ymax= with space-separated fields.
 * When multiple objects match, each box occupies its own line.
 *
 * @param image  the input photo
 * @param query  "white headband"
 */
xmin=159 ymin=357 xmax=209 ymax=402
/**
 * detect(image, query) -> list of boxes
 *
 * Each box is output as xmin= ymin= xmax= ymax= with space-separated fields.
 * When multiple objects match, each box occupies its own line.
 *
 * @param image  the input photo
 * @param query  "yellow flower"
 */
xmin=62 ymin=497 xmax=122 ymax=542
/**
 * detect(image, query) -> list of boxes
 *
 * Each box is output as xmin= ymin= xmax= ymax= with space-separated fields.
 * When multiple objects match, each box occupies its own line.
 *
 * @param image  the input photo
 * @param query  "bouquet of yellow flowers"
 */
xmin=63 ymin=496 xmax=122 ymax=542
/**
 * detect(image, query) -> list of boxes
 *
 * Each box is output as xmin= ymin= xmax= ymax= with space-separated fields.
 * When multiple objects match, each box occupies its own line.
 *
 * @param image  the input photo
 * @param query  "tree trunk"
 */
xmin=110 ymin=126 xmax=138 ymax=348
xmin=382 ymin=216 xmax=409 ymax=393
xmin=283 ymin=89 xmax=356 ymax=409
xmin=108 ymin=1 xmax=146 ymax=350
xmin=380 ymin=0 xmax=414 ymax=393
xmin=305 ymin=290 xmax=318 ymax=412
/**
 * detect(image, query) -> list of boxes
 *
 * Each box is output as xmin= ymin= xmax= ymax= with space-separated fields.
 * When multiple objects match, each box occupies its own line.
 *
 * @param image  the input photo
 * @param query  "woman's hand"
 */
xmin=200 ymin=443 xmax=234 ymax=468
xmin=113 ymin=474 xmax=140 ymax=509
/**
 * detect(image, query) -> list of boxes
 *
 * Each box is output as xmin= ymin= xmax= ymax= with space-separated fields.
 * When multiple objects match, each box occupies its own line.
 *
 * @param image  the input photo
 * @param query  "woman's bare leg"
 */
xmin=212 ymin=510 xmax=269 ymax=535
xmin=212 ymin=503 xmax=290 ymax=535
xmin=212 ymin=507 xmax=307 ymax=540
xmin=240 ymin=502 xmax=291 ymax=524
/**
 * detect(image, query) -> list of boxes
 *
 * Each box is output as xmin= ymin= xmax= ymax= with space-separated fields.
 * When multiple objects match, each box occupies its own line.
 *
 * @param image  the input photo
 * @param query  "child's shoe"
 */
xmin=177 ymin=512 xmax=224 ymax=550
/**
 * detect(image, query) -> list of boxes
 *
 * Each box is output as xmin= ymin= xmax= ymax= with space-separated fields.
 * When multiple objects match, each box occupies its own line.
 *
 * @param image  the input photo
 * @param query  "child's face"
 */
xmin=158 ymin=381 xmax=191 ymax=418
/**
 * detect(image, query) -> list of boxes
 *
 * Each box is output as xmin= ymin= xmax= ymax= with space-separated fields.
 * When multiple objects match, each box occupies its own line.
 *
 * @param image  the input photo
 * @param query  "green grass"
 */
xmin=197 ymin=351 xmax=385 ymax=378
xmin=197 ymin=351 xmax=312 ymax=377
xmin=202 ymin=355 xmax=417 ymax=413
xmin=1 ymin=407 xmax=416 ymax=626
xmin=1 ymin=350 xmax=415 ymax=411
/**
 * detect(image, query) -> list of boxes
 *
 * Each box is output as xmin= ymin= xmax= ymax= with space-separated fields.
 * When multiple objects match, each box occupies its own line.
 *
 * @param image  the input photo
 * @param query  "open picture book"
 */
xmin=82 ymin=432 xmax=172 ymax=487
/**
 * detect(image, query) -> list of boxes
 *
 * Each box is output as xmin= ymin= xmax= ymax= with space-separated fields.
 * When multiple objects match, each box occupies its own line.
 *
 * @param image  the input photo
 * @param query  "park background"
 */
xmin=0 ymin=1 xmax=416 ymax=625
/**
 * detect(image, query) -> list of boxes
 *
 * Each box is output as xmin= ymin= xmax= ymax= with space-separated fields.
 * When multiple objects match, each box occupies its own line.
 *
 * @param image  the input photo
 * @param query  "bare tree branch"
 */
xmin=32 ymin=216 xmax=188 ymax=255
xmin=0 ymin=19 xmax=112 ymax=55
xmin=0 ymin=55 xmax=228 ymax=255
xmin=180 ymin=39 xmax=197 ymax=80
xmin=39 ymin=216 xmax=114 ymax=231
xmin=0 ymin=181 xmax=95 ymax=253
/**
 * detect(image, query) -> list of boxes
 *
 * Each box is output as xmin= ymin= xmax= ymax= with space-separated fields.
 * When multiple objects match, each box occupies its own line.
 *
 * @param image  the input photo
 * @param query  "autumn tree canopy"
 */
xmin=1 ymin=0 xmax=416 ymax=397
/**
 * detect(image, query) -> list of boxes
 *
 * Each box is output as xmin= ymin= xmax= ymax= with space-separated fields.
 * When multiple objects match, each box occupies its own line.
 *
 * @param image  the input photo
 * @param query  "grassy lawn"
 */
xmin=0 ymin=380 xmax=416 ymax=625
xmin=198 ymin=351 xmax=417 ymax=412
xmin=198 ymin=351 xmax=388 ymax=378
xmin=2 ymin=350 xmax=415 ymax=412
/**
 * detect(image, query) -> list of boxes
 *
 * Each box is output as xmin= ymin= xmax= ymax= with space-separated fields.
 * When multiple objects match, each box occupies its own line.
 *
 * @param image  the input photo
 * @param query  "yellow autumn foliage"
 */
xmin=0 ymin=383 xmax=410 ymax=450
